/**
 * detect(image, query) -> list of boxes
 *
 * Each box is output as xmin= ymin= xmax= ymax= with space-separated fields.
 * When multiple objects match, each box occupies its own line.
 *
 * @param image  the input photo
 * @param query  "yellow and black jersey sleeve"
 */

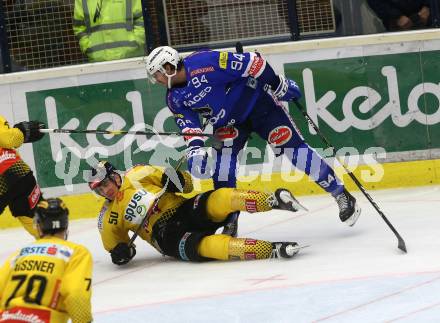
xmin=124 ymin=165 xmax=193 ymax=194
xmin=123 ymin=164 xmax=165 ymax=191
xmin=180 ymin=171 xmax=194 ymax=193
xmin=0 ymin=115 xmax=24 ymax=149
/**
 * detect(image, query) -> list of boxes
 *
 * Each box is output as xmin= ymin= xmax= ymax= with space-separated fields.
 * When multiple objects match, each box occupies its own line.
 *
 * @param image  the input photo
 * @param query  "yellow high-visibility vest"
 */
xmin=73 ymin=0 xmax=145 ymax=62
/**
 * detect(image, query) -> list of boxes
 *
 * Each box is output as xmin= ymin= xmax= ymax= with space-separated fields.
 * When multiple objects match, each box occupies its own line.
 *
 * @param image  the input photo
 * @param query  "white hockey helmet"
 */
xmin=144 ymin=46 xmax=180 ymax=88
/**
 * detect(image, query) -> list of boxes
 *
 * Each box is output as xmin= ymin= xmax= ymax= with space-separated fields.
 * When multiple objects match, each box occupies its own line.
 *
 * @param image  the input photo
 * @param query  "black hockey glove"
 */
xmin=161 ymin=168 xmax=185 ymax=193
xmin=14 ymin=121 xmax=46 ymax=143
xmin=110 ymin=243 xmax=136 ymax=265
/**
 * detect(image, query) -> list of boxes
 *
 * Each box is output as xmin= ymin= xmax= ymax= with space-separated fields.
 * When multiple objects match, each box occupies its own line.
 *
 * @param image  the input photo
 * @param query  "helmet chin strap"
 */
xmin=157 ymin=65 xmax=177 ymax=88
xmin=166 ymin=69 xmax=177 ymax=88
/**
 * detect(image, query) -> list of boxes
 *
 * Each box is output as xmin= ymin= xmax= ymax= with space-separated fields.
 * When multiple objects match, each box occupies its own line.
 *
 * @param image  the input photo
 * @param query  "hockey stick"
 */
xmin=235 ymin=41 xmax=243 ymax=54
xmin=127 ymin=156 xmax=186 ymax=247
xmin=40 ymin=128 xmax=215 ymax=137
xmin=128 ymin=119 xmax=210 ymax=247
xmin=293 ymin=100 xmax=407 ymax=253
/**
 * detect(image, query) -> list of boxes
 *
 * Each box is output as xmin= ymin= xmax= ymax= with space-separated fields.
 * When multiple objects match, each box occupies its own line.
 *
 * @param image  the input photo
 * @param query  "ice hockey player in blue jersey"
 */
xmin=145 ymin=46 xmax=361 ymax=232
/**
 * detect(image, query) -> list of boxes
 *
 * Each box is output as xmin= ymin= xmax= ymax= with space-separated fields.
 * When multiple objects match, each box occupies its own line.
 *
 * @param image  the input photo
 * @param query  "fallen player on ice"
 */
xmin=88 ymin=161 xmax=307 ymax=265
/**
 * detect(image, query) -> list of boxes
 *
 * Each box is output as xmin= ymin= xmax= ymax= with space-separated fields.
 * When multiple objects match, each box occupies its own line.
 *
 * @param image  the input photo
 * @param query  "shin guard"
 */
xmin=198 ymin=235 xmax=274 ymax=260
xmin=228 ymin=237 xmax=273 ymax=260
xmin=230 ymin=190 xmax=273 ymax=213
xmin=206 ymin=188 xmax=273 ymax=223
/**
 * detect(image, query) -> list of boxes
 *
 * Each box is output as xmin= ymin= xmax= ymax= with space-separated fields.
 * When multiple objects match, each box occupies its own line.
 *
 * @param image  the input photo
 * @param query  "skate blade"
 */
xmin=292 ymin=197 xmax=309 ymax=212
xmin=286 ymin=244 xmax=310 ymax=255
xmin=285 ymin=244 xmax=310 ymax=257
xmin=295 ymin=244 xmax=310 ymax=250
xmin=345 ymin=204 xmax=361 ymax=227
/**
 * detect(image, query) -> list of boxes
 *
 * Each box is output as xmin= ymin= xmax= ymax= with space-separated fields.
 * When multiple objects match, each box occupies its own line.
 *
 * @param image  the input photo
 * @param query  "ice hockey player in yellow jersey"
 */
xmin=0 ymin=115 xmax=46 ymax=238
xmin=89 ymin=161 xmax=305 ymax=265
xmin=0 ymin=198 xmax=93 ymax=323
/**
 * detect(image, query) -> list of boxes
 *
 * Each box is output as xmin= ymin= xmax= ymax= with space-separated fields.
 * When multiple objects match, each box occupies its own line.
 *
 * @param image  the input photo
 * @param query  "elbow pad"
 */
xmin=253 ymin=59 xmax=302 ymax=101
xmin=253 ymin=57 xmax=281 ymax=89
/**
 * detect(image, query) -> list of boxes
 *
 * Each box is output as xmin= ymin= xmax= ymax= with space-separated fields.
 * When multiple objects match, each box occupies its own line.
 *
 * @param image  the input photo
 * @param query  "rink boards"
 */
xmin=1 ymin=29 xmax=440 ymax=228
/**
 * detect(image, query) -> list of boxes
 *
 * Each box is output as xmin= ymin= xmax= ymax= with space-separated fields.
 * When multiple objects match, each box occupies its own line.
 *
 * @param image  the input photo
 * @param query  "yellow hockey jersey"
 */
xmin=0 ymin=236 xmax=93 ymax=323
xmin=97 ymin=165 xmax=193 ymax=253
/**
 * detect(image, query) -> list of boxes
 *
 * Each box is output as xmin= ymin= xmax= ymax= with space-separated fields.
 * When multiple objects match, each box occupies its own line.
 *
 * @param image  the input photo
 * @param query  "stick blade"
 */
xmin=398 ymin=238 xmax=407 ymax=253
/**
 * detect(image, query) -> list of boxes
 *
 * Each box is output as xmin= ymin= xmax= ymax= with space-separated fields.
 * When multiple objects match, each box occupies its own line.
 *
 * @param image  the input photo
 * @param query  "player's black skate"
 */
xmin=335 ymin=189 xmax=361 ymax=226
xmin=221 ymin=211 xmax=239 ymax=237
xmin=271 ymin=189 xmax=308 ymax=212
xmin=271 ymin=242 xmax=300 ymax=258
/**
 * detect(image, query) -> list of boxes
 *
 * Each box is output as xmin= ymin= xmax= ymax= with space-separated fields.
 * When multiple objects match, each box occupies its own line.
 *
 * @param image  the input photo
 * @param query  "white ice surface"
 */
xmin=1 ymin=186 xmax=440 ymax=323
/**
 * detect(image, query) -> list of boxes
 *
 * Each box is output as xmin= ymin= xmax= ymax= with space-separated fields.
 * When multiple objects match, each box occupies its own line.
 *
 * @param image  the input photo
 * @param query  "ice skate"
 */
xmin=271 ymin=242 xmax=301 ymax=258
xmin=271 ymin=189 xmax=308 ymax=212
xmin=335 ymin=189 xmax=361 ymax=226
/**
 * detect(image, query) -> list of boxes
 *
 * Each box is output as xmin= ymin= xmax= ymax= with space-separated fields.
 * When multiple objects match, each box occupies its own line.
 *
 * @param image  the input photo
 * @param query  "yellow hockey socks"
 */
xmin=198 ymin=234 xmax=273 ymax=260
xmin=206 ymin=188 xmax=273 ymax=222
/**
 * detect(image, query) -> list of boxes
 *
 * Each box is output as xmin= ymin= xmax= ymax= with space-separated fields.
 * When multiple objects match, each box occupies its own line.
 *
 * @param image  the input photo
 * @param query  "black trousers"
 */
xmin=153 ymin=191 xmax=227 ymax=262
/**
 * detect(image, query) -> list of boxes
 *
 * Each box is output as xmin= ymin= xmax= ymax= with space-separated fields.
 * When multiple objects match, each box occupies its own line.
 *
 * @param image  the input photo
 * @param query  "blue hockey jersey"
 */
xmin=166 ymin=50 xmax=270 ymax=147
